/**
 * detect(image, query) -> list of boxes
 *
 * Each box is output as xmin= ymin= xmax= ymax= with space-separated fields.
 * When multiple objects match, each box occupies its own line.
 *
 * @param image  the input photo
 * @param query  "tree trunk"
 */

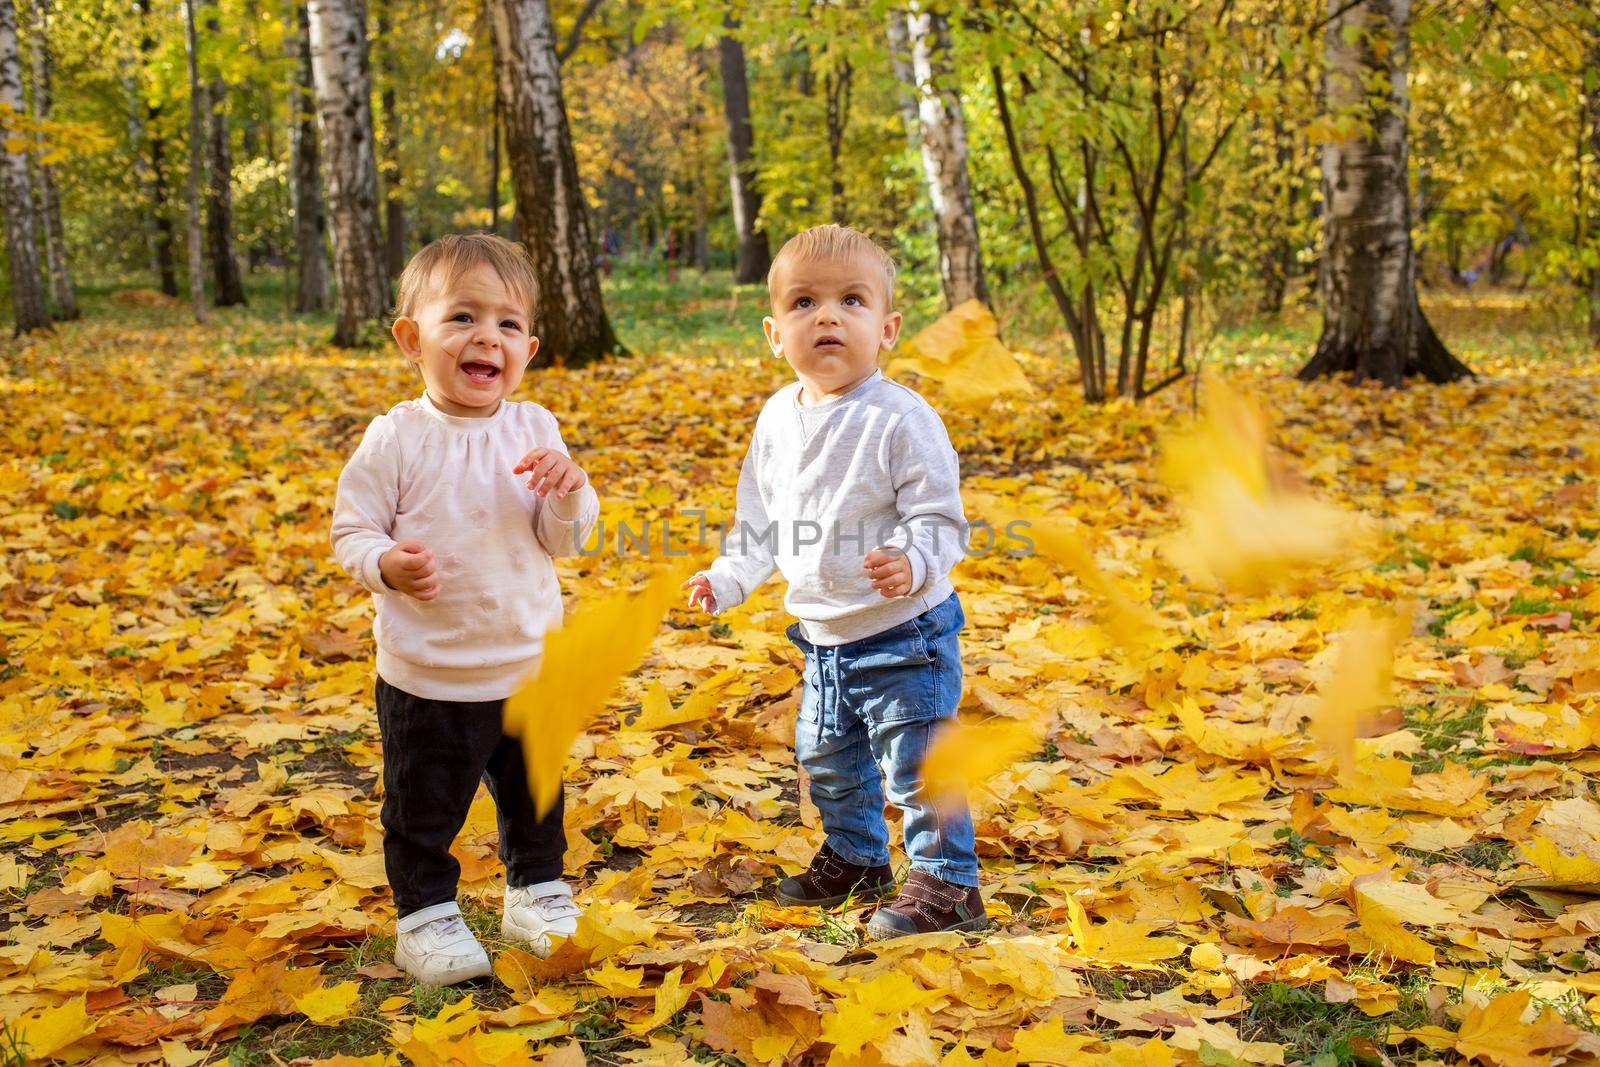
xmin=1585 ymin=21 xmax=1600 ymax=348
xmin=289 ymin=0 xmax=329 ymax=312
xmin=487 ymin=0 xmax=621 ymax=364
xmin=200 ymin=2 xmax=245 ymax=306
xmin=717 ymin=22 xmax=769 ymax=284
xmin=1297 ymin=0 xmax=1470 ymax=385
xmin=488 ymin=77 xmax=502 ymax=234
xmin=884 ymin=12 xmax=923 ymax=155
xmin=376 ymin=0 xmax=405 ymax=278
xmin=903 ymin=6 xmax=987 ymax=308
xmin=134 ymin=0 xmax=179 ymax=296
xmin=148 ymin=126 xmax=180 ymax=297
xmin=0 ymin=0 xmax=46 ymax=333
xmin=123 ymin=70 xmax=162 ymax=287
xmin=824 ymin=57 xmax=851 ymax=225
xmin=308 ymin=0 xmax=388 ymax=346
xmin=27 ymin=0 xmax=75 ymax=320
xmin=181 ymin=0 xmax=206 ymax=323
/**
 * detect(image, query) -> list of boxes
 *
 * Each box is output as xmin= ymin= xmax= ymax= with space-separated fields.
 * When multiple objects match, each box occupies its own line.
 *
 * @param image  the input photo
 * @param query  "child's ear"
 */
xmin=762 ymin=316 xmax=783 ymax=358
xmin=392 ymin=316 xmax=422 ymax=362
xmin=880 ymin=310 xmax=903 ymax=351
xmin=525 ymin=336 xmax=541 ymax=364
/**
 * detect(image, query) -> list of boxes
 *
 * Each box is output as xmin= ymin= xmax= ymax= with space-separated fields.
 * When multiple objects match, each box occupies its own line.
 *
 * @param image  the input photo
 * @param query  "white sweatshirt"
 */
xmin=330 ymin=393 xmax=599 ymax=701
xmin=699 ymin=370 xmax=966 ymax=645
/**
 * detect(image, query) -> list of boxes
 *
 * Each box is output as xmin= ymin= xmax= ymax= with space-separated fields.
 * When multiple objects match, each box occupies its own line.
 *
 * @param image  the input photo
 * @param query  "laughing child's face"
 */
xmin=392 ymin=263 xmax=539 ymax=418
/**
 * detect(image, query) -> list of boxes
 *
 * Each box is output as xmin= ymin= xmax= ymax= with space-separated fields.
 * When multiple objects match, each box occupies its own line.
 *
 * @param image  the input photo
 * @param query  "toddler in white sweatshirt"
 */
xmin=331 ymin=233 xmax=597 ymax=985
xmin=685 ymin=224 xmax=986 ymax=940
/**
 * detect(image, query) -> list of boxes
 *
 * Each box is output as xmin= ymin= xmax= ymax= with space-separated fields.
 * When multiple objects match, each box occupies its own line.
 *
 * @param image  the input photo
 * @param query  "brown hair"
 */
xmin=393 ymin=232 xmax=539 ymax=324
xmin=767 ymin=224 xmax=897 ymax=308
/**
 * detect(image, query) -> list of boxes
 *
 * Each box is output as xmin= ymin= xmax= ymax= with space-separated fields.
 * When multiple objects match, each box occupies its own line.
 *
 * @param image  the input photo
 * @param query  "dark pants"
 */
xmin=375 ymin=676 xmax=567 ymax=918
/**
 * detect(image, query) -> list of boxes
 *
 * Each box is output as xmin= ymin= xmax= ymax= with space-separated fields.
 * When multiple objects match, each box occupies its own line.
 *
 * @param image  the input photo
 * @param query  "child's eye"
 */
xmin=501 ymin=320 xmax=521 ymax=331
xmin=794 ymin=297 xmax=814 ymax=309
xmin=843 ymin=294 xmax=863 ymax=307
xmin=452 ymin=313 xmax=471 ymax=323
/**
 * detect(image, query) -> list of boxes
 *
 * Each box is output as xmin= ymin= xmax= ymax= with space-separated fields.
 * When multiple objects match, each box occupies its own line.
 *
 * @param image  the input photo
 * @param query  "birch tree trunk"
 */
xmin=181 ymin=0 xmax=206 ymax=323
xmin=885 ymin=11 xmax=923 ymax=155
xmin=27 ymin=0 xmax=75 ymax=319
xmin=1584 ymin=18 xmax=1600 ymax=348
xmin=308 ymin=0 xmax=388 ymax=346
xmin=376 ymin=0 xmax=404 ymax=279
xmin=201 ymin=1 xmax=245 ymax=305
xmin=903 ymin=5 xmax=987 ymax=308
xmin=289 ymin=0 xmax=329 ymax=312
xmin=487 ymin=0 xmax=621 ymax=364
xmin=0 ymin=0 xmax=46 ymax=333
xmin=717 ymin=20 xmax=769 ymax=285
xmin=1297 ymin=0 xmax=1470 ymax=385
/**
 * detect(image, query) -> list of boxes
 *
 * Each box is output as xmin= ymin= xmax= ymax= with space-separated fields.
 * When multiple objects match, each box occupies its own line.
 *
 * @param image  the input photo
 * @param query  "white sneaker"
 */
xmin=502 ymin=880 xmax=581 ymax=957
xmin=394 ymin=903 xmax=492 ymax=986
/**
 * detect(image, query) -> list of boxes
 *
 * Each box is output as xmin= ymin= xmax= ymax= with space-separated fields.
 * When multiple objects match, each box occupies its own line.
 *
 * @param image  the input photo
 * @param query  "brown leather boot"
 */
xmin=865 ymin=870 xmax=989 ymax=939
xmin=773 ymin=844 xmax=895 ymax=908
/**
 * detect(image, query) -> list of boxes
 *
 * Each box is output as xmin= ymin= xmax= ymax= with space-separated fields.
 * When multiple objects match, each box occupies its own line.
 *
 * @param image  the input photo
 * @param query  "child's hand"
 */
xmin=514 ymin=448 xmax=587 ymax=498
xmin=682 ymin=574 xmax=717 ymax=613
xmin=864 ymin=547 xmax=913 ymax=598
xmin=380 ymin=541 xmax=440 ymax=600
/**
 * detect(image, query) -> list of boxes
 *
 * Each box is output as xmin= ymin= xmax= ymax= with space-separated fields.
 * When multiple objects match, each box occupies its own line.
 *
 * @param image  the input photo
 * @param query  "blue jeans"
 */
xmin=786 ymin=593 xmax=979 ymax=887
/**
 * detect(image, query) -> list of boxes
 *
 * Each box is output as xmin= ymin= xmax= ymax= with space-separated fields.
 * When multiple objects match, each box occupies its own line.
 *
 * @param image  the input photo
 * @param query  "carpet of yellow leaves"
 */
xmin=1 ymin=309 xmax=1598 ymax=1066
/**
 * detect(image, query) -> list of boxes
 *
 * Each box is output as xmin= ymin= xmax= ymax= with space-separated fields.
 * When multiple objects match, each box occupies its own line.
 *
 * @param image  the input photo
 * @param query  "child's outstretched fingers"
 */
xmin=515 ymin=449 xmax=561 ymax=493
xmin=682 ymin=574 xmax=716 ymax=612
xmin=512 ymin=447 xmax=547 ymax=474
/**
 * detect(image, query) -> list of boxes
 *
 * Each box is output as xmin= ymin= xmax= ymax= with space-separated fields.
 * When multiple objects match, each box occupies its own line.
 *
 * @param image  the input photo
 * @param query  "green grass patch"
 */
xmin=1238 ymin=979 xmax=1430 ymax=1065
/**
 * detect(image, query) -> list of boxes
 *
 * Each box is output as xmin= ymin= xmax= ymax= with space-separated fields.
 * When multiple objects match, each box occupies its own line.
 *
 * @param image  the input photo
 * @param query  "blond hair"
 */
xmin=767 ymin=224 xmax=897 ymax=308
xmin=393 ymin=232 xmax=539 ymax=323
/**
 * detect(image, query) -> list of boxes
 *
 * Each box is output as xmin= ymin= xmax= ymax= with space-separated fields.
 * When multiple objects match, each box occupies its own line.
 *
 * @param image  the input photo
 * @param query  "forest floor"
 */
xmin=1 ymin=277 xmax=1597 ymax=1065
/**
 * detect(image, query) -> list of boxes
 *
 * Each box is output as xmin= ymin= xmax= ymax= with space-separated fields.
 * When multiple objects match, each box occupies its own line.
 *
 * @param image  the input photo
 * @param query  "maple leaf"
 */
xmin=200 ymin=960 xmax=323 ymax=1037
xmin=1518 ymin=834 xmax=1600 ymax=889
xmin=984 ymin=502 xmax=1164 ymax=651
xmin=293 ymin=979 xmax=361 ymax=1025
xmin=1455 ymin=990 xmax=1581 ymax=1067
xmin=920 ymin=712 xmax=1045 ymax=806
xmin=1158 ymin=378 xmax=1361 ymax=592
xmin=8 ymin=997 xmax=91 ymax=1060
xmin=1348 ymin=873 xmax=1457 ymax=966
xmin=503 ymin=567 xmax=683 ymax=814
xmin=626 ymin=965 xmax=693 ymax=1034
xmin=1065 ymin=896 xmax=1184 ymax=968
xmin=1306 ymin=608 xmax=1407 ymax=774
xmin=889 ymin=299 xmax=1033 ymax=410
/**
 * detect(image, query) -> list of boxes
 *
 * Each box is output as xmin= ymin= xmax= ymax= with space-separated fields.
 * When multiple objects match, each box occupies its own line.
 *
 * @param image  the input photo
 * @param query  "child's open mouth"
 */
xmin=460 ymin=361 xmax=500 ymax=384
xmin=815 ymin=337 xmax=844 ymax=350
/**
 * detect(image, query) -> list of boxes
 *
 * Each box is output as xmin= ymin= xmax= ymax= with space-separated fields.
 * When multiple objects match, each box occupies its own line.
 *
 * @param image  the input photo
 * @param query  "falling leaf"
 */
xmin=1159 ymin=379 xmax=1362 ymax=591
xmin=1307 ymin=609 xmax=1407 ymax=775
xmin=503 ymin=568 xmax=683 ymax=814
xmin=921 ymin=713 xmax=1044 ymax=807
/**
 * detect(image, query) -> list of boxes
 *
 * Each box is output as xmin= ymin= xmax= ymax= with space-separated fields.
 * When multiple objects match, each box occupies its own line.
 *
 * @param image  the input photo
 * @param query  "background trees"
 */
xmin=0 ymin=0 xmax=1593 ymax=385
